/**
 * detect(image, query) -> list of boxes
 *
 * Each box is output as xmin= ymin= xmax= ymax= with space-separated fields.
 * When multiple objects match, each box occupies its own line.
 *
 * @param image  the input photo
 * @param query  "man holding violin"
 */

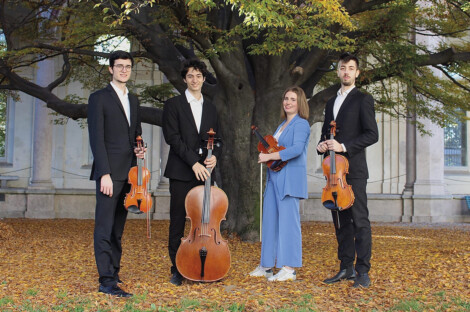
xmin=88 ymin=50 xmax=144 ymax=297
xmin=316 ymin=53 xmax=378 ymax=288
xmin=162 ymin=59 xmax=222 ymax=286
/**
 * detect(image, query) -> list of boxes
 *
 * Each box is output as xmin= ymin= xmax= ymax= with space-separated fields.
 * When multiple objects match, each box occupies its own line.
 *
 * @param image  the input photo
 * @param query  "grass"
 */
xmin=1 ymin=294 xmax=469 ymax=311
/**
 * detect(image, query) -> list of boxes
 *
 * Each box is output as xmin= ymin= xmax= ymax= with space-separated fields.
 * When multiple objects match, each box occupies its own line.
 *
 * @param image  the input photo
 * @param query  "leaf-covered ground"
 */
xmin=0 ymin=219 xmax=469 ymax=311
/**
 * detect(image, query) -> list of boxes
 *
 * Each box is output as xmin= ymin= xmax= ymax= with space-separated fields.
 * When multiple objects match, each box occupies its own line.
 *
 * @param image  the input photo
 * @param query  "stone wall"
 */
xmin=1 ymin=188 xmax=469 ymax=223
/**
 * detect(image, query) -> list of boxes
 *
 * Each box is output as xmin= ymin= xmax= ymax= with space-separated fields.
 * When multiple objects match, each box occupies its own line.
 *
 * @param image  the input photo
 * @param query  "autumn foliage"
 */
xmin=0 ymin=219 xmax=469 ymax=311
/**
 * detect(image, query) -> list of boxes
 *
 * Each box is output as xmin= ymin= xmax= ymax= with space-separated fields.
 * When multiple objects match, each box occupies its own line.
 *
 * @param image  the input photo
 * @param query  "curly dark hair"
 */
xmin=181 ymin=59 xmax=209 ymax=79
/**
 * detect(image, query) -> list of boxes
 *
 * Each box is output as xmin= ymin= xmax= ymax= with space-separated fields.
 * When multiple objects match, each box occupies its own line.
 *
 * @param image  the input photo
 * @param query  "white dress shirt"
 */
xmin=332 ymin=86 xmax=355 ymax=152
xmin=110 ymin=81 xmax=131 ymax=125
xmin=333 ymin=85 xmax=355 ymax=120
xmin=185 ymin=89 xmax=203 ymax=133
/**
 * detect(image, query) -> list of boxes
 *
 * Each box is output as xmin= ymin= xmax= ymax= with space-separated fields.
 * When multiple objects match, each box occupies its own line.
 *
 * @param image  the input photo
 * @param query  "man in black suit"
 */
xmin=162 ymin=59 xmax=222 ymax=286
xmin=317 ymin=53 xmax=379 ymax=288
xmin=88 ymin=50 xmax=144 ymax=297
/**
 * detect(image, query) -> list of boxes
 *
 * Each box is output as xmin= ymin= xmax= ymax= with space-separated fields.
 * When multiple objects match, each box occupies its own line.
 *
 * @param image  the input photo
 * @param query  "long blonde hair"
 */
xmin=280 ymin=86 xmax=309 ymax=120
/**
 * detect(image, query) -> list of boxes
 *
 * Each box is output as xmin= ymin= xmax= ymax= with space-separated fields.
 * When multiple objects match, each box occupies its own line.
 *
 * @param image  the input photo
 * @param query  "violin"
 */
xmin=124 ymin=136 xmax=152 ymax=214
xmin=251 ymin=125 xmax=287 ymax=172
xmin=175 ymin=129 xmax=231 ymax=282
xmin=321 ymin=121 xmax=355 ymax=211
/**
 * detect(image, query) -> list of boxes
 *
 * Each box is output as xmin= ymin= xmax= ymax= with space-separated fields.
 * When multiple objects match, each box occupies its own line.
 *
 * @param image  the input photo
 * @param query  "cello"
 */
xmin=321 ymin=121 xmax=355 ymax=211
xmin=175 ymin=129 xmax=231 ymax=282
xmin=251 ymin=125 xmax=287 ymax=172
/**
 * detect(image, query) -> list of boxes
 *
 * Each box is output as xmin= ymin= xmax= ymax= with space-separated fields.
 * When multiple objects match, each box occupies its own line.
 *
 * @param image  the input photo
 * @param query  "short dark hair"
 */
xmin=339 ymin=53 xmax=359 ymax=68
xmin=181 ymin=59 xmax=208 ymax=79
xmin=109 ymin=50 xmax=134 ymax=67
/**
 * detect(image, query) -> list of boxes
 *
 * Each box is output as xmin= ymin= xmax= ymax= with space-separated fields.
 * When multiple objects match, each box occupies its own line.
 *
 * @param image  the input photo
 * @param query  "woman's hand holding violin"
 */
xmin=258 ymin=152 xmax=280 ymax=163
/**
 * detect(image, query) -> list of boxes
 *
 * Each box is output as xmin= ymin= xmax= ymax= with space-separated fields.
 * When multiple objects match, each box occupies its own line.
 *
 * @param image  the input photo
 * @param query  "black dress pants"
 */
xmin=168 ymin=178 xmax=204 ymax=274
xmin=94 ymin=179 xmax=129 ymax=287
xmin=331 ymin=178 xmax=372 ymax=274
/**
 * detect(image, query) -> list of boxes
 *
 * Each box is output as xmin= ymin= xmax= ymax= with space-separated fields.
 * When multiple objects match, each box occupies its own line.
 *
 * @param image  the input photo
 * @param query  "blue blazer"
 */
xmin=266 ymin=114 xmax=310 ymax=200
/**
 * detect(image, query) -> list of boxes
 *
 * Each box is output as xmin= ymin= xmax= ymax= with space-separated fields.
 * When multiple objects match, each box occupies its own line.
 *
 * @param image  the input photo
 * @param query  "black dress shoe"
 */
xmin=323 ymin=268 xmax=356 ymax=284
xmin=170 ymin=271 xmax=183 ymax=286
xmin=353 ymin=272 xmax=370 ymax=288
xmin=98 ymin=285 xmax=133 ymax=297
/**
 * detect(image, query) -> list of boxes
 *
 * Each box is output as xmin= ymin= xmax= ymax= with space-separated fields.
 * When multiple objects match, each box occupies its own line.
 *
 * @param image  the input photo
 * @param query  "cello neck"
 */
xmin=202 ymin=147 xmax=212 ymax=224
xmin=202 ymin=129 xmax=215 ymax=225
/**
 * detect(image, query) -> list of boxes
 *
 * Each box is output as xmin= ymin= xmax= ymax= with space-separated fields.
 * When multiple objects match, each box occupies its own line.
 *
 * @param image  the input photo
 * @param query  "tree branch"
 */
xmin=343 ymin=0 xmax=396 ymax=15
xmin=307 ymin=83 xmax=340 ymax=125
xmin=432 ymin=64 xmax=470 ymax=93
xmin=47 ymin=53 xmax=71 ymax=91
xmin=124 ymin=8 xmax=187 ymax=94
xmin=361 ymin=48 xmax=470 ymax=86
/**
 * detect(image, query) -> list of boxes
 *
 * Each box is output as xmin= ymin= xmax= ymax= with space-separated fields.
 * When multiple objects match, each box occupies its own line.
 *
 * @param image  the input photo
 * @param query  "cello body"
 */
xmin=176 ymin=185 xmax=231 ymax=281
xmin=321 ymin=121 xmax=355 ymax=211
xmin=175 ymin=129 xmax=231 ymax=282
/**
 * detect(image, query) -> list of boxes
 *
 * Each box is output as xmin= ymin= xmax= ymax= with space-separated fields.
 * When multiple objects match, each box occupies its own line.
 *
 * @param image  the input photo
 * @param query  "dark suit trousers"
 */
xmin=168 ymin=178 xmax=204 ymax=274
xmin=94 ymin=179 xmax=129 ymax=287
xmin=331 ymin=178 xmax=371 ymax=274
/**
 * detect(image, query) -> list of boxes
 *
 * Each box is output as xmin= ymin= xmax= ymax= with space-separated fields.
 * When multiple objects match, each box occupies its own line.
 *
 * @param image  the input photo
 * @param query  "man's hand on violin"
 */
xmin=193 ymin=162 xmax=211 ymax=181
xmin=100 ymin=174 xmax=113 ymax=197
xmin=134 ymin=146 xmax=147 ymax=159
xmin=318 ymin=139 xmax=344 ymax=153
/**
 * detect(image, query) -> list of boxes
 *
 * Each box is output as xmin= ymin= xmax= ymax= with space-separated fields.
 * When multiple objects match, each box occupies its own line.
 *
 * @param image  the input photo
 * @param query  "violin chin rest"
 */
xmin=127 ymin=206 xmax=143 ymax=214
xmin=322 ymin=200 xmax=339 ymax=211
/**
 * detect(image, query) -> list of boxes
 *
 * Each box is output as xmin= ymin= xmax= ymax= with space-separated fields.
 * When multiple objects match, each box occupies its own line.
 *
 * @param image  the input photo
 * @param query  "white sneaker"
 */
xmin=268 ymin=267 xmax=296 ymax=281
xmin=249 ymin=266 xmax=274 ymax=278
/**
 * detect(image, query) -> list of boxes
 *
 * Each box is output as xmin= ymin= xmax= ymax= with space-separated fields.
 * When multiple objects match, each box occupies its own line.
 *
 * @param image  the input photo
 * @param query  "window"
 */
xmin=94 ymin=35 xmax=131 ymax=65
xmin=0 ymin=92 xmax=6 ymax=158
xmin=444 ymin=118 xmax=467 ymax=167
xmin=0 ymin=32 xmax=6 ymax=159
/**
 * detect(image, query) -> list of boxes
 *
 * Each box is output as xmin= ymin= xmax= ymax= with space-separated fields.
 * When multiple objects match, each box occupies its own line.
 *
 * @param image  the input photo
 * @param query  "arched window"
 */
xmin=94 ymin=35 xmax=131 ymax=65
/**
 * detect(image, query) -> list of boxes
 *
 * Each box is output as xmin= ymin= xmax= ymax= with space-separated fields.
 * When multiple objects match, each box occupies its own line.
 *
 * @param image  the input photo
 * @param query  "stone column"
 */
xmin=150 ymin=126 xmax=162 ymax=190
xmin=153 ymin=129 xmax=170 ymax=220
xmin=158 ymin=131 xmax=170 ymax=190
xmin=401 ymin=111 xmax=416 ymax=222
xmin=26 ymin=57 xmax=55 ymax=218
xmin=412 ymin=117 xmax=451 ymax=222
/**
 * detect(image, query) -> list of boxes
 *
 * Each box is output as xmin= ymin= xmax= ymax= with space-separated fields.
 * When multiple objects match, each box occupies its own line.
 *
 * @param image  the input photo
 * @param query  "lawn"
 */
xmin=0 ymin=219 xmax=469 ymax=311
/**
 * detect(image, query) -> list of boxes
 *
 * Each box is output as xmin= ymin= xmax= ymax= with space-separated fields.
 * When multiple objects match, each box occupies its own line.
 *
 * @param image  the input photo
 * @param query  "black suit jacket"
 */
xmin=319 ymin=87 xmax=378 ymax=179
xmin=88 ymin=84 xmax=142 ymax=181
xmin=162 ymin=94 xmax=222 ymax=181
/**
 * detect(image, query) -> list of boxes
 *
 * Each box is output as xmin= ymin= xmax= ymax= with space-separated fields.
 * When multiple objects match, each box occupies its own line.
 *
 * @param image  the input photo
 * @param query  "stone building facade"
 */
xmin=1 ymin=49 xmax=469 ymax=224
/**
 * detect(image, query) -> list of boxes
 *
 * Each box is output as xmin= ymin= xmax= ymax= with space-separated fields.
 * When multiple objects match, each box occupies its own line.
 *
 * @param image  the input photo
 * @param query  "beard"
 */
xmin=341 ymin=78 xmax=354 ymax=86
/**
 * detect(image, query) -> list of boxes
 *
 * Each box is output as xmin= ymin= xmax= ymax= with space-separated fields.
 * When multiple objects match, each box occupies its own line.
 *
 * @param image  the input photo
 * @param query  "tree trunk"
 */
xmin=211 ymin=53 xmax=292 ymax=241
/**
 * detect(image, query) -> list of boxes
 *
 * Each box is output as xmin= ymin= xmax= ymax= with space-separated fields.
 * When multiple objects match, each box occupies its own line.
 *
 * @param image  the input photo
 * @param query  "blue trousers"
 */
xmin=260 ymin=172 xmax=302 ymax=268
